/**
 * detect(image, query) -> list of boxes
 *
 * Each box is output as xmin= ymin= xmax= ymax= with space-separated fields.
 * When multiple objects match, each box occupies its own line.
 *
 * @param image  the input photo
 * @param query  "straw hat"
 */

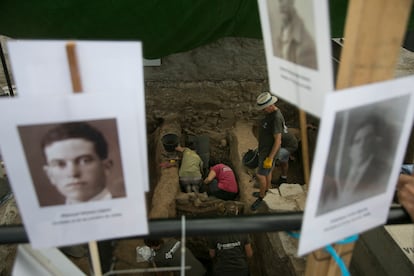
xmin=256 ymin=92 xmax=278 ymax=110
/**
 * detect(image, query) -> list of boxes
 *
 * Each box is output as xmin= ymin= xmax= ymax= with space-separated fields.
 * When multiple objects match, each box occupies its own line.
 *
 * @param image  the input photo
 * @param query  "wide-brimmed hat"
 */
xmin=256 ymin=92 xmax=278 ymax=110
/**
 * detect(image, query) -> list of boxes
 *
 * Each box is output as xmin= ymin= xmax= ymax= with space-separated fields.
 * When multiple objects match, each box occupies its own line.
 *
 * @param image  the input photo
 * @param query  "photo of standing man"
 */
xmin=268 ymin=0 xmax=318 ymax=69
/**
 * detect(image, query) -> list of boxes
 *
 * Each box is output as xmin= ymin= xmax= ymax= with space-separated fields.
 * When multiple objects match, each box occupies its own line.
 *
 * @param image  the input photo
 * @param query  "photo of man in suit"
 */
xmin=41 ymin=122 xmax=114 ymax=204
xmin=317 ymin=108 xmax=398 ymax=215
xmin=267 ymin=0 xmax=318 ymax=70
xmin=18 ymin=119 xmax=126 ymax=206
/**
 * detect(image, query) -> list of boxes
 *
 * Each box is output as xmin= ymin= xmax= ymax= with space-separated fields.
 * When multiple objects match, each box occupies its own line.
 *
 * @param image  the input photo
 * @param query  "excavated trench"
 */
xmin=145 ymin=115 xmax=309 ymax=275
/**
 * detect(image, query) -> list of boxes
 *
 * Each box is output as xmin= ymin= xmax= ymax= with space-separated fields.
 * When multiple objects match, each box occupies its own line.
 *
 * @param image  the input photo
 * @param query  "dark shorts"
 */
xmin=204 ymin=179 xmax=238 ymax=201
xmin=179 ymin=177 xmax=202 ymax=191
xmin=257 ymin=148 xmax=290 ymax=176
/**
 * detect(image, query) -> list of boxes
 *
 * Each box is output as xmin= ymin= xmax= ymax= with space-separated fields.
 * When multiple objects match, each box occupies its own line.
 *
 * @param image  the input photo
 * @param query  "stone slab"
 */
xmin=278 ymin=231 xmax=299 ymax=256
xmin=295 ymin=194 xmax=307 ymax=211
xmin=279 ymin=184 xmax=305 ymax=197
xmin=264 ymin=191 xmax=298 ymax=212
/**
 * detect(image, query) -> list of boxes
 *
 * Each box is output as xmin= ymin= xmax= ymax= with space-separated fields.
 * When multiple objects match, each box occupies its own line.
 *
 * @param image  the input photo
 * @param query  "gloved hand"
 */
xmin=263 ymin=157 xmax=273 ymax=169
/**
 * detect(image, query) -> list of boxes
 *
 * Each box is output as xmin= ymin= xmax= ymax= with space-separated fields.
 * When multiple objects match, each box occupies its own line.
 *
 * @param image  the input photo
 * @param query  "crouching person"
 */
xmin=203 ymin=159 xmax=238 ymax=200
xmin=175 ymin=145 xmax=203 ymax=193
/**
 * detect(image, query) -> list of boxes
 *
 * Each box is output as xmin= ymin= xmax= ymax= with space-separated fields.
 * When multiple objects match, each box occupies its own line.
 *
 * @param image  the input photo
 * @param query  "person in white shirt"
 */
xmin=42 ymin=122 xmax=113 ymax=205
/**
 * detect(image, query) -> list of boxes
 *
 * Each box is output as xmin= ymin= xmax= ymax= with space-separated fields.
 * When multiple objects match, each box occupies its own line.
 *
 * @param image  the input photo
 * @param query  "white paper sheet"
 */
xmin=298 ymin=76 xmax=414 ymax=256
xmin=257 ymin=0 xmax=333 ymax=117
xmin=0 ymin=93 xmax=148 ymax=248
xmin=6 ymin=40 xmax=149 ymax=191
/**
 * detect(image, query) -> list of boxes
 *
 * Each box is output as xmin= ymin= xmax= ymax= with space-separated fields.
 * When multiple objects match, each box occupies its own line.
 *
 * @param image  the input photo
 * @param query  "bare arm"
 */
xmin=204 ymin=169 xmax=216 ymax=184
xmin=268 ymin=133 xmax=282 ymax=159
xmin=209 ymin=248 xmax=216 ymax=258
xmin=397 ymin=174 xmax=414 ymax=221
xmin=244 ymin=243 xmax=253 ymax=258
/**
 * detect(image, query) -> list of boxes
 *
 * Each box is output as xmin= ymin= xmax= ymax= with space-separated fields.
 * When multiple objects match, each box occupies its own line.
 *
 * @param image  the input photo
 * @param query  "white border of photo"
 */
xmin=257 ymin=0 xmax=333 ymax=117
xmin=0 ymin=92 xmax=148 ymax=248
xmin=298 ymin=75 xmax=414 ymax=256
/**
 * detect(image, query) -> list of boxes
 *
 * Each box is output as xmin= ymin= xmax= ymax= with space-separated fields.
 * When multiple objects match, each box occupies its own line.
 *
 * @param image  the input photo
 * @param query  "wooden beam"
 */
xmin=299 ymin=110 xmax=310 ymax=184
xmin=336 ymin=0 xmax=413 ymax=89
xmin=305 ymin=0 xmax=413 ymax=275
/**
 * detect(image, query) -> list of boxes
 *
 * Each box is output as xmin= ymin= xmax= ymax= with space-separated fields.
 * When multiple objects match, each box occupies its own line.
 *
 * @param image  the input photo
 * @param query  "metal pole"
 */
xmin=0 ymin=207 xmax=409 ymax=244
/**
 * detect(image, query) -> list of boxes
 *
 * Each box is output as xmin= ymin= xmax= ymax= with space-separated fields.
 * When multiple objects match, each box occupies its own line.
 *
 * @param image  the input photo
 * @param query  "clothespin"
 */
xmin=65 ymin=41 xmax=102 ymax=276
xmin=66 ymin=41 xmax=83 ymax=93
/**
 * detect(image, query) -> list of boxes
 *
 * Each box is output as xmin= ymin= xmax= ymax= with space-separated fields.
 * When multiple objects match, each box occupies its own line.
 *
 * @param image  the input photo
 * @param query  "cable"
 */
xmin=287 ymin=231 xmax=358 ymax=276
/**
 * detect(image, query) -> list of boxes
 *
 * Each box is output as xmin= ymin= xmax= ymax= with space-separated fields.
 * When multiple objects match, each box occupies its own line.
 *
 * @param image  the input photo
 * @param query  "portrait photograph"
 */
xmin=7 ymin=40 xmax=150 ymax=192
xmin=267 ymin=0 xmax=318 ymax=70
xmin=0 ymin=92 xmax=149 ymax=248
xmin=257 ymin=0 xmax=333 ymax=117
xmin=18 ymin=118 xmax=126 ymax=207
xmin=316 ymin=98 xmax=407 ymax=215
xmin=298 ymin=75 xmax=414 ymax=256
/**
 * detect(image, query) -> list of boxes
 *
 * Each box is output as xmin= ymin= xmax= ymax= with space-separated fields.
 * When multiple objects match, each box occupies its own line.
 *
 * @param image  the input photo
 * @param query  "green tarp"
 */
xmin=0 ymin=0 xmax=411 ymax=58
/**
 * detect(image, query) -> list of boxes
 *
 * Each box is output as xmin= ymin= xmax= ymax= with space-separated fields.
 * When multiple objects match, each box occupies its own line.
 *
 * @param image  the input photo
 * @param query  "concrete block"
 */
xmin=350 ymin=226 xmax=414 ymax=276
xmin=295 ymin=193 xmax=307 ymax=211
xmin=384 ymin=224 xmax=414 ymax=264
xmin=278 ymin=231 xmax=299 ymax=256
xmin=289 ymin=255 xmax=306 ymax=276
xmin=267 ymin=232 xmax=286 ymax=259
xmin=279 ymin=184 xmax=304 ymax=197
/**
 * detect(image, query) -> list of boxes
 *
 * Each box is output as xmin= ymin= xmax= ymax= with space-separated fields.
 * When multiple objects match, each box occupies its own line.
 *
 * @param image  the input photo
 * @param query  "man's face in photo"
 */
xmin=349 ymin=125 xmax=375 ymax=165
xmin=43 ymin=138 xmax=112 ymax=203
xmin=278 ymin=0 xmax=295 ymax=15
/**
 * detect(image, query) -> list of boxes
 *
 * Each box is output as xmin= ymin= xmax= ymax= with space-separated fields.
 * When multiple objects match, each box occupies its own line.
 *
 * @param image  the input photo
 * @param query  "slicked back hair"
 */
xmin=41 ymin=122 xmax=108 ymax=160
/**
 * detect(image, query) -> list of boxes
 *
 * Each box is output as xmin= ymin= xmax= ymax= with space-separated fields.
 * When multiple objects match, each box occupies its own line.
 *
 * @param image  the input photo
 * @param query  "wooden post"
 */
xmin=65 ymin=42 xmax=102 ymax=276
xmin=299 ymin=110 xmax=310 ymax=184
xmin=305 ymin=0 xmax=413 ymax=275
xmin=88 ymin=241 xmax=103 ymax=276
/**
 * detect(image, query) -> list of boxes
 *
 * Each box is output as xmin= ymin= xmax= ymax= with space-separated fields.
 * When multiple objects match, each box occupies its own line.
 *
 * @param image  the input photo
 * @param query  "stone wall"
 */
xmin=143 ymin=37 xmax=304 ymax=137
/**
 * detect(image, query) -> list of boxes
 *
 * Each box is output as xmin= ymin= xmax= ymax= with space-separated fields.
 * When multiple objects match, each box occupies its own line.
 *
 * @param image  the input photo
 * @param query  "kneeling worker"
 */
xmin=175 ymin=145 xmax=203 ymax=193
xmin=203 ymin=160 xmax=238 ymax=200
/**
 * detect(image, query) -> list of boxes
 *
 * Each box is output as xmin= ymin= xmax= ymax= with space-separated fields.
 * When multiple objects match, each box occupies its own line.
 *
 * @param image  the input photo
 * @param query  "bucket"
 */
xmin=242 ymin=148 xmax=259 ymax=169
xmin=162 ymin=133 xmax=179 ymax=152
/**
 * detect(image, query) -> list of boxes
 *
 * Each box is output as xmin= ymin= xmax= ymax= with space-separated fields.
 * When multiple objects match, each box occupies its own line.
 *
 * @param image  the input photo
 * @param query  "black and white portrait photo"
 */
xmin=18 ymin=119 xmax=126 ymax=207
xmin=258 ymin=0 xmax=332 ymax=117
xmin=0 ymin=40 xmax=150 ymax=248
xmin=267 ymin=0 xmax=318 ymax=70
xmin=295 ymin=64 xmax=414 ymax=257
xmin=317 ymin=96 xmax=410 ymax=215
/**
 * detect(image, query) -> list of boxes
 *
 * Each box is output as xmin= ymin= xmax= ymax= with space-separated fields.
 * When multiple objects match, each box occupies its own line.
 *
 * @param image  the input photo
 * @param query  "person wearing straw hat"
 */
xmin=251 ymin=92 xmax=298 ymax=211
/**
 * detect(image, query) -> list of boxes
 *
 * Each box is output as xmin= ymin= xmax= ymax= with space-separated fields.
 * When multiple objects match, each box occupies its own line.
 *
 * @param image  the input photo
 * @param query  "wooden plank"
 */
xmin=336 ymin=0 xmax=413 ymax=89
xmin=299 ymin=110 xmax=310 ymax=184
xmin=305 ymin=0 xmax=412 ymax=275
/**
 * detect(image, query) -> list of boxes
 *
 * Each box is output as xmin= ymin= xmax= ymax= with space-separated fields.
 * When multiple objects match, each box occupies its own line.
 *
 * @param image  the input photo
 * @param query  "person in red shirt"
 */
xmin=203 ymin=159 xmax=239 ymax=200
